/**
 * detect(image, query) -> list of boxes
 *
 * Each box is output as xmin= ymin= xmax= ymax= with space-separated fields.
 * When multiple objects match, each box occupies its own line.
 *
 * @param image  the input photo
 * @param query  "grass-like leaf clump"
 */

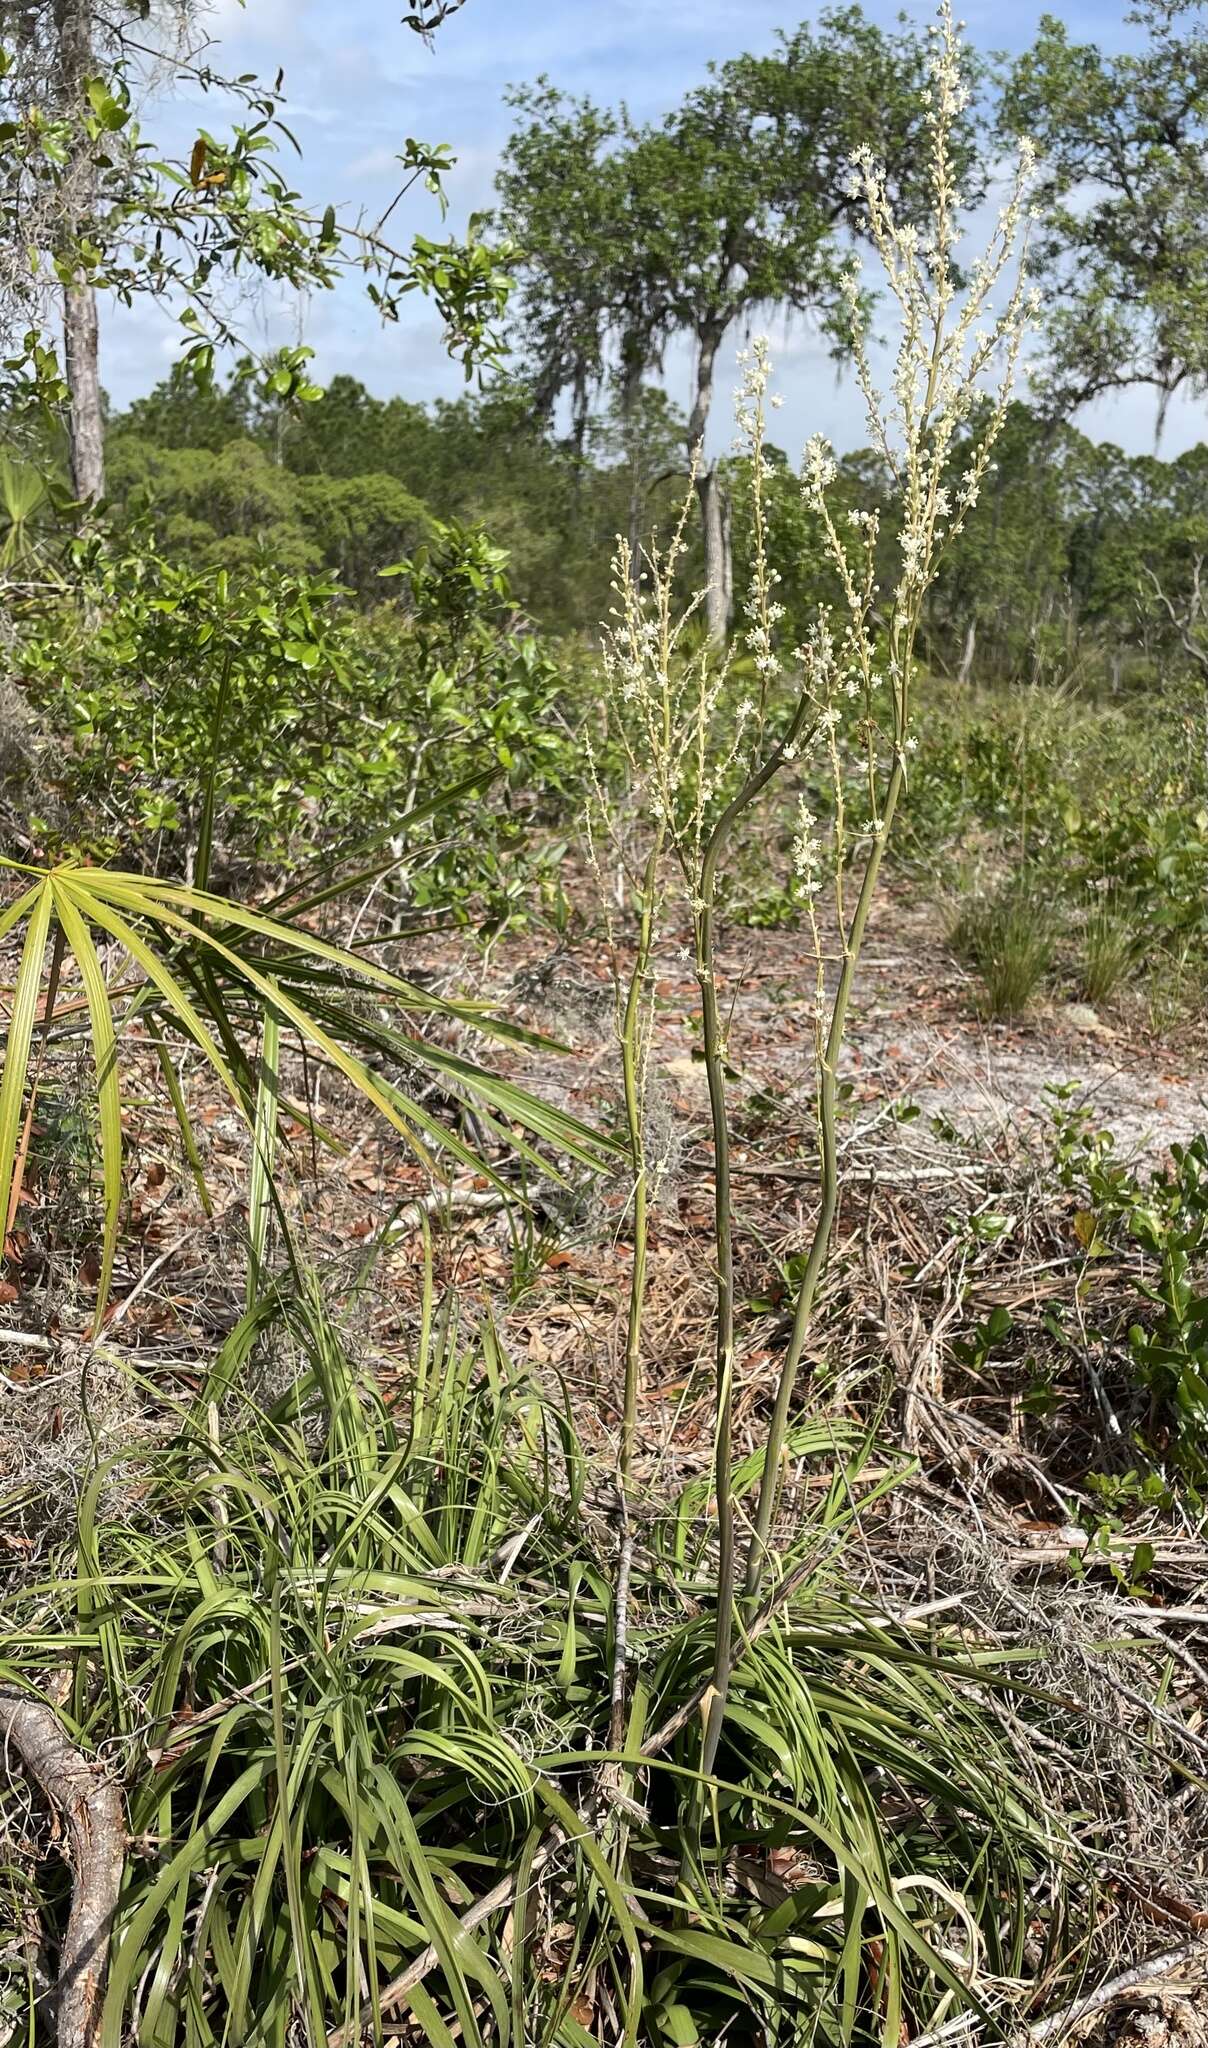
xmin=0 ymin=1272 xmax=1067 ymax=2048
xmin=950 ymin=882 xmax=1058 ymax=1019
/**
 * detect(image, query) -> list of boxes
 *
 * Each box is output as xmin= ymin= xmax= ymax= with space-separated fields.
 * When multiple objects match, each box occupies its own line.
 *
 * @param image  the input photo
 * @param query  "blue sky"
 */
xmin=104 ymin=0 xmax=1203 ymax=460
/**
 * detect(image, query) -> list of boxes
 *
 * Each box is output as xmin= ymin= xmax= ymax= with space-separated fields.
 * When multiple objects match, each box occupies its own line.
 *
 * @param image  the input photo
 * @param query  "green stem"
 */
xmin=609 ymin=843 xmax=661 ymax=1761
xmin=7 ymin=926 xmax=66 ymax=1245
xmin=696 ymin=889 xmax=736 ymax=1783
xmin=247 ymin=1003 xmax=281 ymax=1309
xmin=694 ymin=699 xmax=815 ymax=1784
xmin=618 ymin=845 xmax=661 ymax=1494
xmin=193 ymin=647 xmax=235 ymax=898
xmin=147 ymin=1019 xmax=213 ymax=1217
xmin=742 ymin=750 xmax=907 ymax=1608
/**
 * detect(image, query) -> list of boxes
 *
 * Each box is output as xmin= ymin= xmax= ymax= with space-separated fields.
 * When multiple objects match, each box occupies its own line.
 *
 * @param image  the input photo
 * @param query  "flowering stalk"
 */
xmin=694 ymin=690 xmax=815 ymax=1782
xmin=591 ymin=363 xmax=795 ymax=1789
xmin=690 ymin=340 xmax=821 ymax=1781
xmin=616 ymin=843 xmax=661 ymax=1495
xmin=605 ymin=836 xmax=660 ymax=1761
xmin=588 ymin=507 xmax=699 ymax=1759
xmin=743 ymin=0 xmax=1036 ymax=1601
xmin=588 ymin=503 xmax=697 ymax=1493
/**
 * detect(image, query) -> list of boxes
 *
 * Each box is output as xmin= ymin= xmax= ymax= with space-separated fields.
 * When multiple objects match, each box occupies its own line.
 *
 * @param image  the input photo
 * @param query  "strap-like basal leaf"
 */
xmin=63 ymin=884 xmax=243 ymax=1110
xmin=81 ymin=870 xmax=454 ymax=1011
xmin=49 ymin=882 xmax=123 ymax=1330
xmin=0 ymin=885 xmax=52 ymax=1259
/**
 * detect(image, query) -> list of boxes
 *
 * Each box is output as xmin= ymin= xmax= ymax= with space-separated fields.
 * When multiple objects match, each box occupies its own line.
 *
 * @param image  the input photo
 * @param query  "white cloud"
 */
xmin=342 ymin=145 xmax=407 ymax=179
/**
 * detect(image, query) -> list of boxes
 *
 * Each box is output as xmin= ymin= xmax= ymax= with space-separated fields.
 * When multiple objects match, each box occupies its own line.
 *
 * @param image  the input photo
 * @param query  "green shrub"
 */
xmin=1066 ymin=798 xmax=1208 ymax=947
xmin=890 ymin=679 xmax=1196 ymax=875
xmin=108 ymin=435 xmax=436 ymax=599
xmin=1049 ymin=1096 xmax=1208 ymax=1499
xmin=9 ymin=517 xmax=578 ymax=929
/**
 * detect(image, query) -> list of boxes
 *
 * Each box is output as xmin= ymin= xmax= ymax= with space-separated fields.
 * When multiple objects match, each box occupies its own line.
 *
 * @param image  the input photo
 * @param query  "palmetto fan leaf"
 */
xmin=0 ymin=859 xmax=614 ymax=1325
xmin=0 ymin=449 xmax=51 ymax=568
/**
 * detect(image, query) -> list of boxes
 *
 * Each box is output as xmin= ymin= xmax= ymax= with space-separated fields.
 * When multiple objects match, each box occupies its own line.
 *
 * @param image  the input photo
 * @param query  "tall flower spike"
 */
xmin=745 ymin=0 xmax=1037 ymax=1598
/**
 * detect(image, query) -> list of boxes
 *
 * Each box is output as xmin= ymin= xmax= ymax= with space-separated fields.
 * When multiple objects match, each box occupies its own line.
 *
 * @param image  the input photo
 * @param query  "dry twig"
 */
xmin=1023 ymin=1934 xmax=1208 ymax=2044
xmin=0 ymin=1693 xmax=125 ymax=2048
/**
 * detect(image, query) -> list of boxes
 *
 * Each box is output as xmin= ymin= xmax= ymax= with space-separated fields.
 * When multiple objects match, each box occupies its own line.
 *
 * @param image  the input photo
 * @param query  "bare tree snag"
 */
xmin=62 ymin=272 xmax=104 ymax=503
xmin=0 ymin=1693 xmax=126 ymax=2048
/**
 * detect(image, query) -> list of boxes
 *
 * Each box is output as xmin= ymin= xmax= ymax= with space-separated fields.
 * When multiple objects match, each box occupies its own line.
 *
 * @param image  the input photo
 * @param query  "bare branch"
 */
xmin=1142 ymin=563 xmax=1208 ymax=678
xmin=0 ymin=1694 xmax=125 ymax=2048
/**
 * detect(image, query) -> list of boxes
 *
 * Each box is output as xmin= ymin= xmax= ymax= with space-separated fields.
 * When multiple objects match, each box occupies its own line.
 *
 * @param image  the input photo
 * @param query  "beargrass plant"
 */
xmin=741 ymin=19 xmax=1039 ymax=1596
xmin=589 ymin=0 xmax=1038 ymax=1791
xmin=0 ymin=1256 xmax=1070 ymax=2048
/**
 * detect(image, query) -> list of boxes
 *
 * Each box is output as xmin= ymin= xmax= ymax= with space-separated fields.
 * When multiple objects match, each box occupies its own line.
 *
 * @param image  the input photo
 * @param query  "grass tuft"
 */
xmin=1078 ymin=899 xmax=1137 ymax=1007
xmin=949 ymin=881 xmax=1058 ymax=1019
xmin=0 ymin=1267 xmax=1068 ymax=2047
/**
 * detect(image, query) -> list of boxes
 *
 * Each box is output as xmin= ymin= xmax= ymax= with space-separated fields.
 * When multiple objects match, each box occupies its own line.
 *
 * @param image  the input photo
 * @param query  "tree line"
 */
xmin=493 ymin=0 xmax=1208 ymax=653
xmin=3 ymin=370 xmax=1185 ymax=708
xmin=2 ymin=0 xmax=1208 ymax=688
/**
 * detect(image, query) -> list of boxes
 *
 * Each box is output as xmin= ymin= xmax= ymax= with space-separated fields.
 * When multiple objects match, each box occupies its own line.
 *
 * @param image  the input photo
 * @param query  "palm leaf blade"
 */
xmin=49 ymin=882 xmax=123 ymax=1328
xmin=0 ymin=886 xmax=52 ymax=1258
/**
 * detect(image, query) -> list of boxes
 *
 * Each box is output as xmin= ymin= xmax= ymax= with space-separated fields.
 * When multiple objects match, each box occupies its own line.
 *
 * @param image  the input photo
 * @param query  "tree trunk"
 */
xmin=56 ymin=0 xmax=105 ymax=502
xmin=621 ymin=357 xmax=644 ymax=593
xmin=63 ymin=278 xmax=104 ymax=501
xmin=698 ymin=466 xmax=731 ymax=645
xmin=957 ymin=618 xmax=976 ymax=686
xmin=688 ymin=324 xmax=731 ymax=646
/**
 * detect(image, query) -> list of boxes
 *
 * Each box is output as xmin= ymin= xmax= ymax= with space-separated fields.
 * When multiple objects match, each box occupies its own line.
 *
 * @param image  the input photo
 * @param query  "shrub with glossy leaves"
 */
xmin=9 ymin=516 xmax=578 ymax=928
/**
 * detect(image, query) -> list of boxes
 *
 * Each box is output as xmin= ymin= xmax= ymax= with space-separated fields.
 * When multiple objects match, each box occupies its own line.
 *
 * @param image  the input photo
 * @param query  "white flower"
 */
xmin=792 ymin=796 xmax=822 ymax=882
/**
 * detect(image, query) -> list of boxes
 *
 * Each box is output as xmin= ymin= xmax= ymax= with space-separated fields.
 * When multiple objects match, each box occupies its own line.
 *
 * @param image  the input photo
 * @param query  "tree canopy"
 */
xmin=0 ymin=0 xmax=511 ymax=496
xmin=1003 ymin=0 xmax=1208 ymax=422
xmin=496 ymin=5 xmax=974 ymax=638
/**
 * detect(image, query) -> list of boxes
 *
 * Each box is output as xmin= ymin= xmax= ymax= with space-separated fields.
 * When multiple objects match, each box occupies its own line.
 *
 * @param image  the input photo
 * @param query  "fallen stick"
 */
xmin=0 ymin=1693 xmax=125 ymax=2048
xmin=687 ymin=1154 xmax=987 ymax=1186
xmin=384 ymin=1187 xmax=507 ymax=1241
xmin=1022 ymin=1934 xmax=1208 ymax=2043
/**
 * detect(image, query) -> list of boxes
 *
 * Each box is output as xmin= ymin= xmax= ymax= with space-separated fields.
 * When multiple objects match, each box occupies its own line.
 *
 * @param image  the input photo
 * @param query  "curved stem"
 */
xmin=618 ymin=845 xmax=660 ymax=1492
xmin=609 ymin=835 xmax=664 ymax=1762
xmin=695 ymin=890 xmax=736 ymax=1782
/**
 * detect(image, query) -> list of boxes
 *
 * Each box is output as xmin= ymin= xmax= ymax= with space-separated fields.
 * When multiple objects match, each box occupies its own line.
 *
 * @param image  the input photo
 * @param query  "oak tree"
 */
xmin=497 ymin=7 xmax=959 ymax=641
xmin=1003 ymin=1 xmax=1208 ymax=425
